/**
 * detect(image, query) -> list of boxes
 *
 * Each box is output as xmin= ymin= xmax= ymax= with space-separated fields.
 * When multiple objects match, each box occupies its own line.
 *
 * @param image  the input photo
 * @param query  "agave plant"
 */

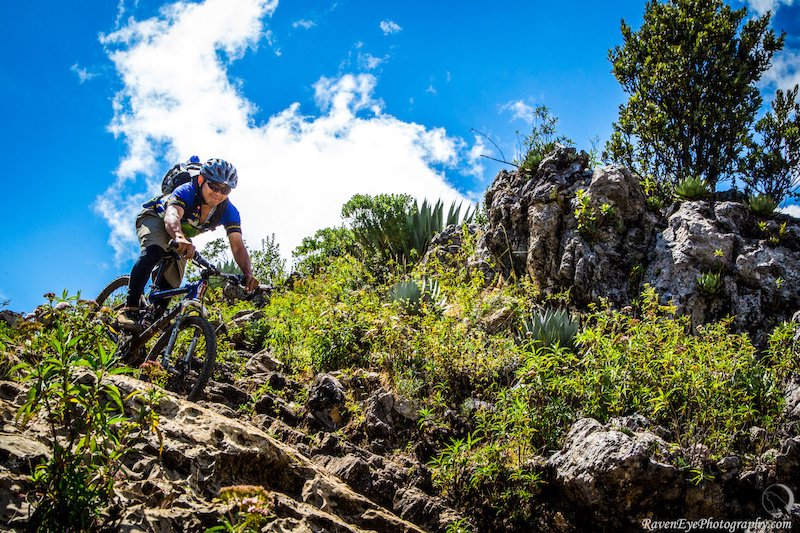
xmin=747 ymin=193 xmax=778 ymax=218
xmin=389 ymin=277 xmax=446 ymax=314
xmin=349 ymin=195 xmax=473 ymax=268
xmin=697 ymin=271 xmax=723 ymax=297
xmin=522 ymin=308 xmax=580 ymax=351
xmin=674 ymin=177 xmax=710 ymax=201
xmin=407 ymin=199 xmax=473 ymax=259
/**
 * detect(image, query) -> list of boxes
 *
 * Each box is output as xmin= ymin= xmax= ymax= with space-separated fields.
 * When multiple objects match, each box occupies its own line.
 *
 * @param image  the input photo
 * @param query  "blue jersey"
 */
xmin=143 ymin=181 xmax=241 ymax=238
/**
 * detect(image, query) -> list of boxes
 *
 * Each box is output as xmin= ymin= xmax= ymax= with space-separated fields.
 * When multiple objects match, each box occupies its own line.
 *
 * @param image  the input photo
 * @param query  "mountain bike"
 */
xmin=94 ymin=243 xmax=249 ymax=401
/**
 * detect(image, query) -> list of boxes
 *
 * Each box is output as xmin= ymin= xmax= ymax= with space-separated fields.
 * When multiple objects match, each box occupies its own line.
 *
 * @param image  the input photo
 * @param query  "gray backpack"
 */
xmin=161 ymin=156 xmax=202 ymax=194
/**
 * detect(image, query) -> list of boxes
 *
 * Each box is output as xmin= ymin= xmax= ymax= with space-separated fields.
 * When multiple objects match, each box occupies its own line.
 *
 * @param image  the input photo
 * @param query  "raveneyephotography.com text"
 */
xmin=641 ymin=518 xmax=793 ymax=532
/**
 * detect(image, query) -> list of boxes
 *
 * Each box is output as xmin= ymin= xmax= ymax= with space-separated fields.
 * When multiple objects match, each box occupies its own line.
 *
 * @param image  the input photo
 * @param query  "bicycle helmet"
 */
xmin=200 ymin=158 xmax=238 ymax=189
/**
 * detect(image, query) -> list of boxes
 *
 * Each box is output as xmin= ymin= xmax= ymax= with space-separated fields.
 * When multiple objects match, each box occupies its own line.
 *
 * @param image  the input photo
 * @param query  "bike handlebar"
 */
xmin=168 ymin=239 xmax=270 ymax=292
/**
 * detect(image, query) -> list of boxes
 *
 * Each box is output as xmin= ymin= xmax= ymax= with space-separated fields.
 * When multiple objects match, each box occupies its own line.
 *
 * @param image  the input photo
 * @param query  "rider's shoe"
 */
xmin=116 ymin=307 xmax=144 ymax=333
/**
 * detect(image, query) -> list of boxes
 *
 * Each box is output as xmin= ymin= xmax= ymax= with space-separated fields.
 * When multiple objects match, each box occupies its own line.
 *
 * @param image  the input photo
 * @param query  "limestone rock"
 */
xmin=547 ymin=418 xmax=681 ymax=528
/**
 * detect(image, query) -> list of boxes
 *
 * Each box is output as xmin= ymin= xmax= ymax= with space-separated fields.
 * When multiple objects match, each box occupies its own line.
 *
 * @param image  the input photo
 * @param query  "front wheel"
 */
xmin=146 ymin=316 xmax=216 ymax=401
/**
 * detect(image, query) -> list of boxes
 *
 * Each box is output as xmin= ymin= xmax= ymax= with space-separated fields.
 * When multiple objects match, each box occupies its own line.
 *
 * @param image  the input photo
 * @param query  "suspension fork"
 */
xmin=161 ymin=299 xmax=206 ymax=370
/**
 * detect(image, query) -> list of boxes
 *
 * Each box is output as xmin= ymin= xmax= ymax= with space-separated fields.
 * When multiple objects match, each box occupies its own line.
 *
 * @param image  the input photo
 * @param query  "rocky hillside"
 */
xmin=2 ymin=150 xmax=800 ymax=531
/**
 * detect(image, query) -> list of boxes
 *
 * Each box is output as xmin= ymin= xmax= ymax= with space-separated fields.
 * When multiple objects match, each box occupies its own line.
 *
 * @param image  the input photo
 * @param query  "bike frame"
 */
xmin=124 ymin=256 xmax=212 ymax=369
xmin=147 ymin=277 xmax=210 ymax=369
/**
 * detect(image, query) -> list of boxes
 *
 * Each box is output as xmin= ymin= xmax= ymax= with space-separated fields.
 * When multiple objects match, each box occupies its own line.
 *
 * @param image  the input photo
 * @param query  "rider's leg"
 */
xmin=125 ymin=244 xmax=165 ymax=308
xmin=150 ymin=267 xmax=177 ymax=317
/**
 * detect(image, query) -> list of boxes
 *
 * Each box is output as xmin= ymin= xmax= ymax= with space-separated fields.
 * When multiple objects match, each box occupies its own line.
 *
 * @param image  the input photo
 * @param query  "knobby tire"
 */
xmin=147 ymin=316 xmax=216 ymax=401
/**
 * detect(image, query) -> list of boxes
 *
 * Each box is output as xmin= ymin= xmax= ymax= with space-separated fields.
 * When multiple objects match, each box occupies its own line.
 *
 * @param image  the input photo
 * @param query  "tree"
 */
xmin=743 ymin=85 xmax=800 ymax=204
xmin=292 ymin=226 xmax=356 ymax=275
xmin=606 ymin=0 xmax=784 ymax=192
xmin=341 ymin=193 xmax=414 ymax=263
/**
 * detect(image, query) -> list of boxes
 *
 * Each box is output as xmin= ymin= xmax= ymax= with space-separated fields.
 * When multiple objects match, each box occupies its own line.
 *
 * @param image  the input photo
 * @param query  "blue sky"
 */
xmin=1 ymin=0 xmax=798 ymax=312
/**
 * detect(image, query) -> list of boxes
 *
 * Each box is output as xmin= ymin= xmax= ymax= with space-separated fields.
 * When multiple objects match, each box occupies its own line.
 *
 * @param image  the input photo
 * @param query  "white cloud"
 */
xmin=742 ymin=0 xmax=795 ymax=15
xmin=264 ymin=29 xmax=281 ymax=56
xmin=97 ymin=0 xmax=472 ymax=265
xmin=70 ymin=63 xmax=97 ymax=83
xmin=358 ymin=52 xmax=386 ymax=70
xmin=500 ymin=100 xmax=535 ymax=124
xmin=780 ymin=204 xmax=800 ymax=218
xmin=466 ymin=135 xmax=487 ymax=179
xmin=292 ymin=19 xmax=316 ymax=29
xmin=426 ymin=84 xmax=437 ymax=95
xmin=761 ymin=49 xmax=800 ymax=92
xmin=379 ymin=20 xmax=402 ymax=35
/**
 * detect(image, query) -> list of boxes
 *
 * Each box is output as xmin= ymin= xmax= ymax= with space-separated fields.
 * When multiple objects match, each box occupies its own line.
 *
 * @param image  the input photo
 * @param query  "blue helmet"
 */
xmin=200 ymin=158 xmax=238 ymax=189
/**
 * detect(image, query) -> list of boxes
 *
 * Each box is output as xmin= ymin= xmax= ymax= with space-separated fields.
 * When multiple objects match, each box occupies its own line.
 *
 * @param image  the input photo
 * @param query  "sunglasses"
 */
xmin=205 ymin=181 xmax=231 ymax=195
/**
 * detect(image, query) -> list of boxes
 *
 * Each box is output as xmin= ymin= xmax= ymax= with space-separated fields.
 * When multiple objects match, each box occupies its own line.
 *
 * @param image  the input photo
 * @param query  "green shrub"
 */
xmin=570 ymin=287 xmax=783 ymax=458
xmin=342 ymin=193 xmax=473 ymax=271
xmin=14 ymin=306 xmax=159 ymax=531
xmin=389 ymin=277 xmax=446 ymax=315
xmin=515 ymin=105 xmax=573 ymax=174
xmin=574 ymin=189 xmax=615 ymax=240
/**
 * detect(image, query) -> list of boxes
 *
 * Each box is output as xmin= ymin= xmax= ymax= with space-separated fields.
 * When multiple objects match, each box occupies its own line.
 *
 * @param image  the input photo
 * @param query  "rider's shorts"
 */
xmin=135 ymin=210 xmax=187 ymax=288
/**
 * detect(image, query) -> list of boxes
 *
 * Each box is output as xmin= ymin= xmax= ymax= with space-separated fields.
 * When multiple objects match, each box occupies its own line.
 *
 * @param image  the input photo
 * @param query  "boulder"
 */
xmin=547 ymin=418 xmax=681 ymax=528
xmin=307 ymin=374 xmax=347 ymax=431
xmin=244 ymin=349 xmax=284 ymax=375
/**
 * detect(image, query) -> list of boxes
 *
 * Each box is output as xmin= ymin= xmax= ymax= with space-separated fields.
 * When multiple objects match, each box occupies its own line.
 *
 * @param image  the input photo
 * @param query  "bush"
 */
xmin=13 ymin=303 xmax=159 ymax=531
xmin=515 ymin=105 xmax=573 ymax=174
xmin=570 ymin=287 xmax=783 ymax=459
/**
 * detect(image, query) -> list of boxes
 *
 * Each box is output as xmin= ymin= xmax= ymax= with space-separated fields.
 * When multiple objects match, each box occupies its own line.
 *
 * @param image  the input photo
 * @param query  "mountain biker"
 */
xmin=117 ymin=158 xmax=259 ymax=331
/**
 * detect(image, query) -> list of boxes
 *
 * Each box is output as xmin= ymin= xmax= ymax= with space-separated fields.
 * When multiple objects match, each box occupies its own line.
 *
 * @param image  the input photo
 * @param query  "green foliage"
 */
xmin=292 ymin=226 xmax=356 ymax=275
xmin=250 ymin=234 xmax=286 ymax=285
xmin=259 ymin=256 xmax=376 ymax=374
xmin=515 ymin=105 xmax=574 ymax=174
xmin=343 ymin=193 xmax=414 ymax=266
xmin=389 ymin=277 xmax=446 ymax=315
xmin=207 ymin=485 xmax=274 ymax=533
xmin=407 ymin=199 xmax=473 ymax=260
xmin=673 ymin=177 xmax=710 ymax=201
xmin=747 ymin=193 xmax=779 ymax=218
xmin=13 ymin=304 xmax=158 ymax=532
xmin=342 ymin=193 xmax=473 ymax=272
xmin=573 ymin=189 xmax=616 ymax=240
xmin=765 ymin=320 xmax=800 ymax=385
xmin=696 ymin=271 xmax=723 ymax=297
xmin=743 ymin=85 xmax=800 ymax=204
xmin=522 ymin=308 xmax=580 ymax=351
xmin=606 ymin=0 xmax=784 ymax=190
xmin=572 ymin=287 xmax=782 ymax=458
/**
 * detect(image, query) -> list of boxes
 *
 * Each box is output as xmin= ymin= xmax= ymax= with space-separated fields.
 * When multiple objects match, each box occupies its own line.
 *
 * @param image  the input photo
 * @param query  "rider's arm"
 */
xmin=228 ymin=232 xmax=259 ymax=291
xmin=164 ymin=205 xmax=195 ymax=258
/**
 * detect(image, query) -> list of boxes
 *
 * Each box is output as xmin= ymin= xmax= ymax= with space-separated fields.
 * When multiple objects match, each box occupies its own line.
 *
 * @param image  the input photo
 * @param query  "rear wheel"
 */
xmin=146 ymin=316 xmax=216 ymax=401
xmin=95 ymin=275 xmax=130 ymax=310
xmin=94 ymin=276 xmax=132 ymax=347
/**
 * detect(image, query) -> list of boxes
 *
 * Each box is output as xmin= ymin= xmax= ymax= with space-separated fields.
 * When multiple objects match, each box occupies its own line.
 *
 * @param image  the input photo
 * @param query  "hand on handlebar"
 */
xmin=243 ymin=274 xmax=260 ymax=291
xmin=173 ymin=235 xmax=195 ymax=260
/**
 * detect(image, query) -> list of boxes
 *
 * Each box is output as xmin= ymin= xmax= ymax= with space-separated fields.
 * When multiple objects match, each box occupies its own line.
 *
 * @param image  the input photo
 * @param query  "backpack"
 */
xmin=161 ymin=155 xmax=203 ymax=194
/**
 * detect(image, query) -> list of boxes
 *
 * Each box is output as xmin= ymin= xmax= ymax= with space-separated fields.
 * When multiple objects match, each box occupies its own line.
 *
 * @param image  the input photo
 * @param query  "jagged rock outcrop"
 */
xmin=479 ymin=145 xmax=800 ymax=342
xmin=546 ymin=417 xmax=800 ymax=531
xmin=0 ymin=374 xmax=462 ymax=532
